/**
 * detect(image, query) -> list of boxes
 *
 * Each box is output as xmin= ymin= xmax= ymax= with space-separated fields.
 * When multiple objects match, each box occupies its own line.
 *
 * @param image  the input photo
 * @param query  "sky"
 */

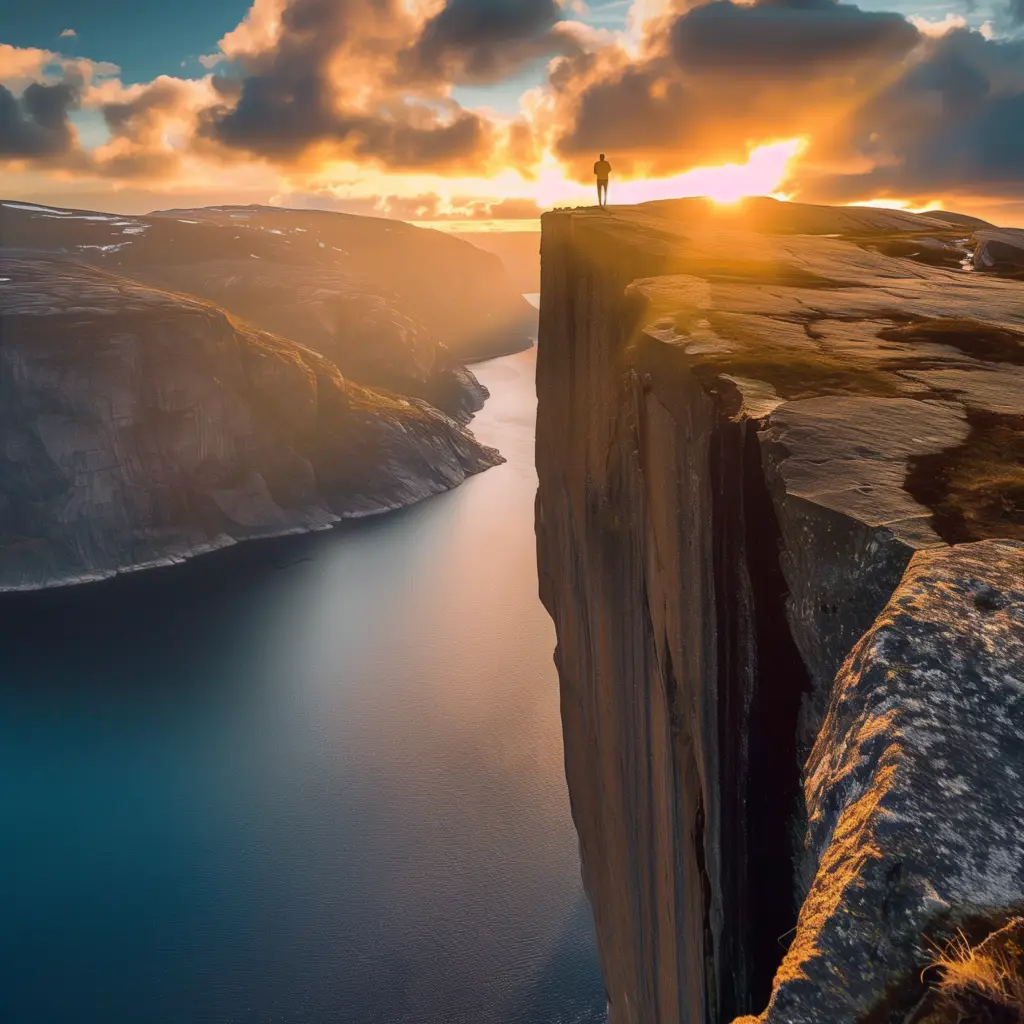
xmin=2 ymin=0 xmax=1023 ymax=227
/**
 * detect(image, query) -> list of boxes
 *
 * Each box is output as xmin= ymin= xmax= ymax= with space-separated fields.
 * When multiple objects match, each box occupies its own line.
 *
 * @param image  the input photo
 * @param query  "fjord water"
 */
xmin=0 ymin=341 xmax=606 ymax=1022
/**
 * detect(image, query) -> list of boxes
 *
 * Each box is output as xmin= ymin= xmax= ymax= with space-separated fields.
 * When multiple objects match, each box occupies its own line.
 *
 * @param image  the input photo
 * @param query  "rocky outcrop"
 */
xmin=0 ymin=255 xmax=501 ymax=591
xmin=972 ymin=227 xmax=1024 ymax=277
xmin=534 ymin=197 xmax=1024 ymax=1024
xmin=737 ymin=540 xmax=1024 ymax=1024
xmin=1 ymin=200 xmax=537 ymax=422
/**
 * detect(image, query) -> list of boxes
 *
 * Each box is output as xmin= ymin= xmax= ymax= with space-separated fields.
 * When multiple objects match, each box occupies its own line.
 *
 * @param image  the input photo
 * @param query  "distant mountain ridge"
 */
xmin=1 ymin=200 xmax=536 ymax=420
xmin=0 ymin=201 xmax=529 ymax=590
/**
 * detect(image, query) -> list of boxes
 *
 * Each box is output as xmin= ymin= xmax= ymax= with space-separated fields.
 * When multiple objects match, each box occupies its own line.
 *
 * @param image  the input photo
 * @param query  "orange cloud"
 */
xmin=191 ymin=0 xmax=573 ymax=174
xmin=0 ymin=44 xmax=56 ymax=85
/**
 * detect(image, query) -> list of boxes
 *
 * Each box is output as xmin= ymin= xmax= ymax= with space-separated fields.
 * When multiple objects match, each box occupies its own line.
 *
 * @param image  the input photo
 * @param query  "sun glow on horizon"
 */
xmin=258 ymin=136 xmax=991 ymax=236
xmin=520 ymin=138 xmax=807 ymax=215
xmin=848 ymin=197 xmax=944 ymax=215
xmin=399 ymin=138 xmax=807 ymax=232
xmin=603 ymin=138 xmax=806 ymax=206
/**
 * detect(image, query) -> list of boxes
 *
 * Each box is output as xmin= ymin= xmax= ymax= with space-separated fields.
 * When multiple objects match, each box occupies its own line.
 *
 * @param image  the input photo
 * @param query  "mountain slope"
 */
xmin=1 ymin=201 xmax=536 ymax=422
xmin=0 ymin=255 xmax=501 ymax=591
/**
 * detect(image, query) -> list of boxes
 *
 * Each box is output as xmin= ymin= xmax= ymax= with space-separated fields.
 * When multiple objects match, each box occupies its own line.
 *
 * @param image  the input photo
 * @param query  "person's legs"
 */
xmin=598 ymin=181 xmax=608 ymax=207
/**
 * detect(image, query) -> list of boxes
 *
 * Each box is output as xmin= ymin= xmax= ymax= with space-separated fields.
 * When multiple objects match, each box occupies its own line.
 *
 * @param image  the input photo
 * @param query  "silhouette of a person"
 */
xmin=594 ymin=154 xmax=611 ymax=208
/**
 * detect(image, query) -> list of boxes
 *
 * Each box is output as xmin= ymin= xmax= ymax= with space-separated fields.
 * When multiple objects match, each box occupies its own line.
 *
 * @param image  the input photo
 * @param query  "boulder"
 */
xmin=973 ymin=228 xmax=1024 ymax=276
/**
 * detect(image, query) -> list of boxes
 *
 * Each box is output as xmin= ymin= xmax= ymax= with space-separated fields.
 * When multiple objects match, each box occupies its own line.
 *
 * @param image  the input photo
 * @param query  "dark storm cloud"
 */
xmin=669 ymin=0 xmax=918 ymax=74
xmin=803 ymin=30 xmax=1024 ymax=198
xmin=1008 ymin=0 xmax=1024 ymax=21
xmin=396 ymin=0 xmax=575 ymax=84
xmin=205 ymin=79 xmax=490 ymax=167
xmin=564 ymin=69 xmax=695 ymax=155
xmin=0 ymin=81 xmax=78 ymax=157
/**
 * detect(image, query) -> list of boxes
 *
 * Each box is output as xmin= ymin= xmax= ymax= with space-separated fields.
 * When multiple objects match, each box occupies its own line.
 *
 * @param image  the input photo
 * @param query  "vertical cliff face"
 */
xmin=535 ymin=199 xmax=1024 ymax=1024
xmin=535 ymin=210 xmax=805 ymax=1024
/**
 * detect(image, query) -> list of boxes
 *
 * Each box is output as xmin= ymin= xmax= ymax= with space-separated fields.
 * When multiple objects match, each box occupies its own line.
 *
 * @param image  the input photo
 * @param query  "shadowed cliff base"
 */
xmin=534 ymin=196 xmax=1024 ymax=1024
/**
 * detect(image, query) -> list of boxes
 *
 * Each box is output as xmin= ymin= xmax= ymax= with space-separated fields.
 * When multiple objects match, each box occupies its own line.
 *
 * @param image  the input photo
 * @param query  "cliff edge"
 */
xmin=534 ymin=197 xmax=1024 ymax=1024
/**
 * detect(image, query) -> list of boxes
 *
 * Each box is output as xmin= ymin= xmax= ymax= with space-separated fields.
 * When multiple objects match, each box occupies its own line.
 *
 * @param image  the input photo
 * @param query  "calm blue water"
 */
xmin=0 ymin=347 xmax=606 ymax=1024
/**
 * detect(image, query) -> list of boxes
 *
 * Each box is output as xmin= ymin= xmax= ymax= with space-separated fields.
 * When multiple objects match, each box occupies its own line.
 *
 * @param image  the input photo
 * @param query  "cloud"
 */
xmin=544 ymin=0 xmax=921 ymax=176
xmin=13 ymin=3 xmax=519 ymax=180
xmin=0 ymin=44 xmax=118 ymax=94
xmin=206 ymin=90 xmax=493 ymax=170
xmin=5 ymin=0 xmax=1024 ymax=212
xmin=270 ymin=188 xmax=544 ymax=221
xmin=537 ymin=0 xmax=1024 ymax=205
xmin=0 ymin=46 xmax=214 ymax=179
xmin=90 ymin=75 xmax=221 ymax=178
xmin=0 ymin=47 xmax=120 ymax=162
xmin=198 ymin=0 xmax=484 ymax=169
xmin=197 ymin=0 xmax=559 ymax=172
xmin=477 ymin=196 xmax=544 ymax=218
xmin=668 ymin=0 xmax=918 ymax=73
xmin=800 ymin=28 xmax=1024 ymax=200
xmin=394 ymin=0 xmax=576 ymax=85
xmin=0 ymin=81 xmax=78 ymax=158
xmin=907 ymin=13 xmax=969 ymax=37
xmin=0 ymin=43 xmax=58 ymax=87
xmin=59 ymin=28 xmax=77 ymax=39
xmin=427 ymin=194 xmax=545 ymax=219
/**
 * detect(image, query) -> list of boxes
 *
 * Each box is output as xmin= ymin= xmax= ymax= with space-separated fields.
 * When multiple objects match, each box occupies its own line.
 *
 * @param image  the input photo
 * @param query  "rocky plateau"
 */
xmin=534 ymin=197 xmax=1024 ymax=1024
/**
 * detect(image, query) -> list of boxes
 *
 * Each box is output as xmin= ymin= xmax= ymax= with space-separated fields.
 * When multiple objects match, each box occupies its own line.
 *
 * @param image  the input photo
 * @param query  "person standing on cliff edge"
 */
xmin=594 ymin=154 xmax=611 ymax=208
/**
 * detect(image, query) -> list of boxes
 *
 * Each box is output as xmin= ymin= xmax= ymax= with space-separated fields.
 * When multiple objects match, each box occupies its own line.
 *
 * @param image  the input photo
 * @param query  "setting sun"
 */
xmin=615 ymin=138 xmax=806 ymax=206
xmin=525 ymin=138 xmax=807 ymax=217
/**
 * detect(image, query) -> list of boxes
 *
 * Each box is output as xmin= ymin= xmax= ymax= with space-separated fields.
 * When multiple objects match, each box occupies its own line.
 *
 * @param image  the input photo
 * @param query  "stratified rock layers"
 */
xmin=534 ymin=199 xmax=1024 ymax=1024
xmin=0 ymin=257 xmax=501 ymax=590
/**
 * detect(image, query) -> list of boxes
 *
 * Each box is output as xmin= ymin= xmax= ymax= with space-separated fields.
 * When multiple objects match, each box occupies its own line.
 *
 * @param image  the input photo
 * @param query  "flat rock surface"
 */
xmin=554 ymin=197 xmax=1022 ymax=701
xmin=0 ymin=255 xmax=502 ymax=590
xmin=762 ymin=396 xmax=968 ymax=545
xmin=736 ymin=539 xmax=1024 ymax=1024
xmin=556 ymin=197 xmax=1023 ymax=550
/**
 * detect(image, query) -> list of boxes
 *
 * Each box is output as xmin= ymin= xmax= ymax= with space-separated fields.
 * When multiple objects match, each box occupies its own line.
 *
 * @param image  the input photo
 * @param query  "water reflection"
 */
xmin=0 ymin=349 xmax=605 ymax=1024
